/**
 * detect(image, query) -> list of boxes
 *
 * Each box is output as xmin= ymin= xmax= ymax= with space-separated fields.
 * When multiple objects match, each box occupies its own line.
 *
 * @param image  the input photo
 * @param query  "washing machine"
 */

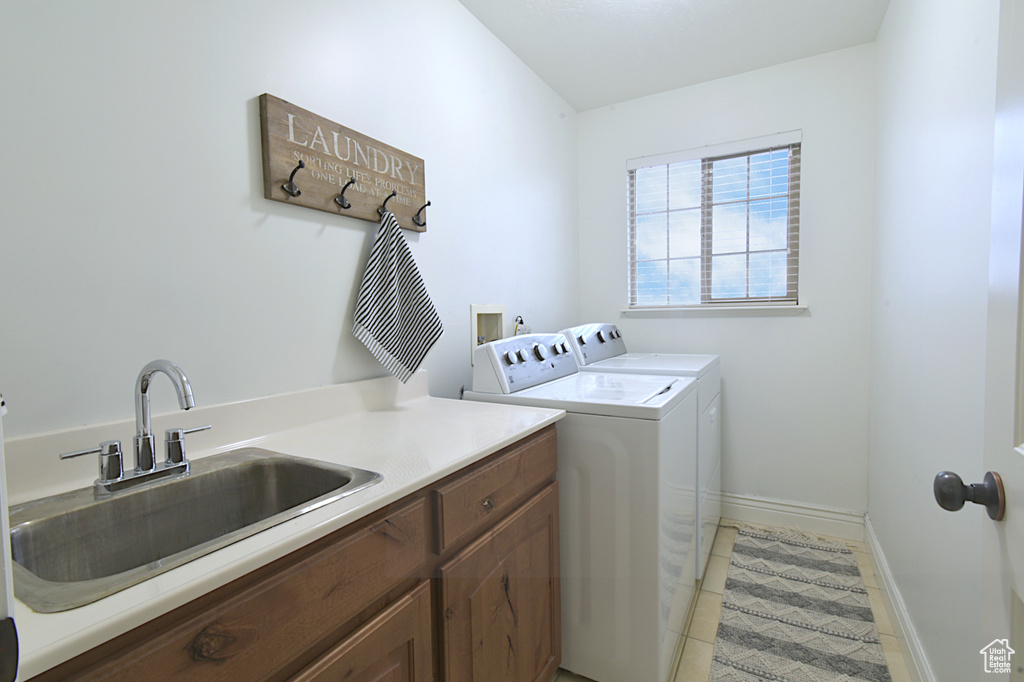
xmin=464 ymin=333 xmax=698 ymax=682
xmin=560 ymin=323 xmax=721 ymax=580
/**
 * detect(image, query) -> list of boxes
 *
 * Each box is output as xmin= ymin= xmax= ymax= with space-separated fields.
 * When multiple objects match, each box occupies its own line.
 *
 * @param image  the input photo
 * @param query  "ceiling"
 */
xmin=456 ymin=0 xmax=891 ymax=111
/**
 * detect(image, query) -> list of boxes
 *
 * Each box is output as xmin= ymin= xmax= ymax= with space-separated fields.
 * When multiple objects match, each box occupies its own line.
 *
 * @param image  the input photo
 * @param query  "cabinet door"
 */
xmin=439 ymin=483 xmax=560 ymax=682
xmin=292 ymin=581 xmax=433 ymax=682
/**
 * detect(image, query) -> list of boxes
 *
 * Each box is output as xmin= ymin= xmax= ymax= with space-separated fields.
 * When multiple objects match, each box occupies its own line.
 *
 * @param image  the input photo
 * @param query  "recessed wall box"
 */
xmin=470 ymin=304 xmax=506 ymax=365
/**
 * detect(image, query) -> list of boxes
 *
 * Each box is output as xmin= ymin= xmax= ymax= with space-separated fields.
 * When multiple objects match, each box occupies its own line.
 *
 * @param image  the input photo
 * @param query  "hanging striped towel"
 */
xmin=352 ymin=210 xmax=443 ymax=382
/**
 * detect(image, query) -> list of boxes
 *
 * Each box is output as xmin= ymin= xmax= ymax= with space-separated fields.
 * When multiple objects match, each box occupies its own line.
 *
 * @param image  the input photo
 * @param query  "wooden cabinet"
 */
xmin=31 ymin=425 xmax=559 ymax=682
xmin=38 ymin=499 xmax=430 ymax=682
xmin=439 ymin=484 xmax=560 ymax=682
xmin=292 ymin=580 xmax=433 ymax=682
xmin=434 ymin=428 xmax=557 ymax=554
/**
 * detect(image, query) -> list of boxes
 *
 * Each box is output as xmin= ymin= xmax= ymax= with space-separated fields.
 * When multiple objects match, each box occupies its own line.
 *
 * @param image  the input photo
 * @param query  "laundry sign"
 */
xmin=259 ymin=94 xmax=427 ymax=232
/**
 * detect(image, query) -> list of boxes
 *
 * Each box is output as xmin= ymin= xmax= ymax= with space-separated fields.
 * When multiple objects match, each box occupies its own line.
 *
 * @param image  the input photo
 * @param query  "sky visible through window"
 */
xmin=632 ymin=147 xmax=794 ymax=306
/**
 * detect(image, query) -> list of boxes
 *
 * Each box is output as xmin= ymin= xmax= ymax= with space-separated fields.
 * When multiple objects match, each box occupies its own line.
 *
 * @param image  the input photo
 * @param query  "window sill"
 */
xmin=621 ymin=304 xmax=809 ymax=317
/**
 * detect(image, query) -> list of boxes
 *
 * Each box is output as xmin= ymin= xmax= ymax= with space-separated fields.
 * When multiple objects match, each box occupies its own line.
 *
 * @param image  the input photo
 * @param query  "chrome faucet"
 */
xmin=134 ymin=359 xmax=195 ymax=472
xmin=61 ymin=359 xmax=210 ymax=495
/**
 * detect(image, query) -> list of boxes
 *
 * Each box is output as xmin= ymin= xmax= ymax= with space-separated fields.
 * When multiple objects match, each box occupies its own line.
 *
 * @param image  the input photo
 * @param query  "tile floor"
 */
xmin=553 ymin=521 xmax=916 ymax=682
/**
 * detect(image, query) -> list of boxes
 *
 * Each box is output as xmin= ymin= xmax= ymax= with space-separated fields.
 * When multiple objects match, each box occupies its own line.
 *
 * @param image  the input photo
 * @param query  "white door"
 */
xmin=0 ymin=399 xmax=16 ymax=681
xmin=982 ymin=0 xmax=1024 ymax=677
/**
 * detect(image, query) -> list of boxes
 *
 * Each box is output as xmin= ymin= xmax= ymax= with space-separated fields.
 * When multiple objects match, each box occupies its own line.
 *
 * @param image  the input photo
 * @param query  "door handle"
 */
xmin=933 ymin=470 xmax=1005 ymax=520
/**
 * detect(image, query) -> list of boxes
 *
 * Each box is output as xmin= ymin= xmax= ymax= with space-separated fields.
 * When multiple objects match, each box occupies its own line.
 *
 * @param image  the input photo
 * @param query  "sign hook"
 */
xmin=378 ymin=191 xmax=397 ymax=216
xmin=335 ymin=178 xmax=357 ymax=209
xmin=413 ymin=201 xmax=431 ymax=227
xmin=282 ymin=160 xmax=305 ymax=197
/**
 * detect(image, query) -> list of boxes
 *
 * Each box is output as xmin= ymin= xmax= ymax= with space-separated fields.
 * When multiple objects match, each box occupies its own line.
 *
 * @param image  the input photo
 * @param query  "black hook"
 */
xmin=335 ymin=178 xmax=356 ymax=209
xmin=412 ymin=200 xmax=431 ymax=227
xmin=377 ymin=190 xmax=397 ymax=216
xmin=282 ymin=160 xmax=304 ymax=197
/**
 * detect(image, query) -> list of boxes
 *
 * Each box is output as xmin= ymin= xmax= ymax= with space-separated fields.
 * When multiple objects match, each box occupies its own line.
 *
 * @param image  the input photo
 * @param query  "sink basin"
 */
xmin=9 ymin=447 xmax=382 ymax=612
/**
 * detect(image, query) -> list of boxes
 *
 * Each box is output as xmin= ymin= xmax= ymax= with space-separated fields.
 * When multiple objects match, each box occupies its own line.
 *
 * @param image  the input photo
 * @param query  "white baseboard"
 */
xmin=719 ymin=492 xmax=866 ymax=541
xmin=864 ymin=514 xmax=934 ymax=682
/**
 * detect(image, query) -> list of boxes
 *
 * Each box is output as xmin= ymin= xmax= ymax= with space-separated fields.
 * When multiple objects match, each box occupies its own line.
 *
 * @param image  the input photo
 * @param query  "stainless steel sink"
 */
xmin=9 ymin=448 xmax=382 ymax=612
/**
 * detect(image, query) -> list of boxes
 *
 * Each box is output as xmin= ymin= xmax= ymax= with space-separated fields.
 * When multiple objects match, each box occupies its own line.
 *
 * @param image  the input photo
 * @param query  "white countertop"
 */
xmin=2 ymin=372 xmax=563 ymax=680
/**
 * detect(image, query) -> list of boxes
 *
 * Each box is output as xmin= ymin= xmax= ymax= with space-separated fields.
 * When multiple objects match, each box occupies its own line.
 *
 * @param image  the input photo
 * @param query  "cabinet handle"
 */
xmin=482 ymin=497 xmax=494 ymax=511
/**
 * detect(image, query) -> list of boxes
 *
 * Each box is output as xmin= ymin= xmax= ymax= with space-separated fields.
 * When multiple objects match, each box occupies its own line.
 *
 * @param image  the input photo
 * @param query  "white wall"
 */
xmin=869 ymin=0 xmax=1000 ymax=679
xmin=0 ymin=0 xmax=579 ymax=438
xmin=577 ymin=46 xmax=876 ymax=515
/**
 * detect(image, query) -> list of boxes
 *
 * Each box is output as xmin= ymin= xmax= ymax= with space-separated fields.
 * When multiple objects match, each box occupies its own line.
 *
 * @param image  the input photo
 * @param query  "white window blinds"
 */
xmin=628 ymin=131 xmax=801 ymax=307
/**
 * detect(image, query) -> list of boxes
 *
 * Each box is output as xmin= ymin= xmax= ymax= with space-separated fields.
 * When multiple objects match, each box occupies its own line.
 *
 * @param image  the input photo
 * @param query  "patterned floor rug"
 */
xmin=710 ymin=526 xmax=892 ymax=682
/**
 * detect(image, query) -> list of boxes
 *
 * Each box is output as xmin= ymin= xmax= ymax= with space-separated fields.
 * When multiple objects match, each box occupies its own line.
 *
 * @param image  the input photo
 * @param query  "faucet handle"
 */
xmin=60 ymin=440 xmax=124 ymax=483
xmin=164 ymin=425 xmax=211 ymax=465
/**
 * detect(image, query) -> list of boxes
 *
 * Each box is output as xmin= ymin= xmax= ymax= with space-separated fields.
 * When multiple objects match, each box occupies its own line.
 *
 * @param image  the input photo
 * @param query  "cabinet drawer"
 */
xmin=68 ymin=498 xmax=428 ymax=682
xmin=434 ymin=427 xmax=556 ymax=554
xmin=292 ymin=580 xmax=433 ymax=682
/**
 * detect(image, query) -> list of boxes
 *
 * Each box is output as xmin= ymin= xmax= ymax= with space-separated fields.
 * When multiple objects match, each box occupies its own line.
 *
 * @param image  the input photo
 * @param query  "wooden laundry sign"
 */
xmin=259 ymin=94 xmax=427 ymax=232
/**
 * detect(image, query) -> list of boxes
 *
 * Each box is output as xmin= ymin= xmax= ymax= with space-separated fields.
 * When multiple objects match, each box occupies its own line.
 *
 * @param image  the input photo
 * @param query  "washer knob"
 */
xmin=597 ymin=330 xmax=607 ymax=343
xmin=504 ymin=350 xmax=517 ymax=365
xmin=516 ymin=348 xmax=528 ymax=362
xmin=533 ymin=343 xmax=548 ymax=360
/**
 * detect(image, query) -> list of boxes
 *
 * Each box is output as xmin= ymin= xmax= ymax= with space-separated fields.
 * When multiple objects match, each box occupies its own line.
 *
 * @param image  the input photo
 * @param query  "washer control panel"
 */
xmin=560 ymin=323 xmax=627 ymax=366
xmin=471 ymin=333 xmax=579 ymax=393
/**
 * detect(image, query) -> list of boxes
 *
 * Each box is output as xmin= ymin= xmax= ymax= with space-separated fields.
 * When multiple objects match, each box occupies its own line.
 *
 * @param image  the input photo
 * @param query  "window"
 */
xmin=628 ymin=132 xmax=801 ymax=308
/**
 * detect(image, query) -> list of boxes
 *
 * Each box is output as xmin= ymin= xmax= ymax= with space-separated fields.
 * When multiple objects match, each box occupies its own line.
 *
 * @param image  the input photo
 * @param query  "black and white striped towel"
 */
xmin=352 ymin=210 xmax=443 ymax=383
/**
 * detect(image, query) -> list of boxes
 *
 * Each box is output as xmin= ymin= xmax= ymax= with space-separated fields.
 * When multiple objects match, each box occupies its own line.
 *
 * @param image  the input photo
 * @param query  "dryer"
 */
xmin=561 ymin=323 xmax=721 ymax=580
xmin=464 ymin=333 xmax=697 ymax=682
